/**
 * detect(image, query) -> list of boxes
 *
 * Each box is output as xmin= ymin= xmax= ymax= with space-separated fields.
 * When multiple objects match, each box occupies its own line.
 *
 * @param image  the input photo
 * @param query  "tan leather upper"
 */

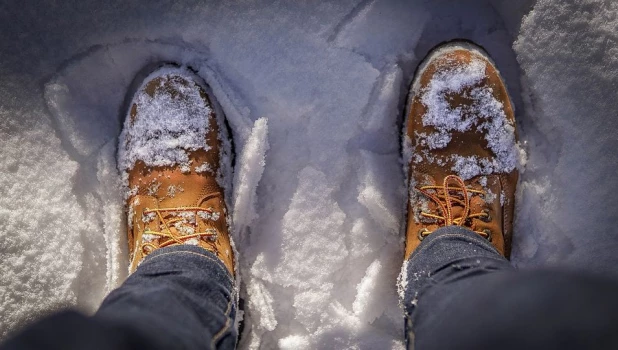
xmin=404 ymin=46 xmax=518 ymax=259
xmin=124 ymin=74 xmax=234 ymax=275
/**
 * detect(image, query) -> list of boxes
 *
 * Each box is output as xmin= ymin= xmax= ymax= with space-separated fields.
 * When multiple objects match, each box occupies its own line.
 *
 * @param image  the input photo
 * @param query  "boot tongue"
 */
xmin=146 ymin=169 xmax=220 ymax=209
xmin=157 ymin=180 xmax=223 ymax=232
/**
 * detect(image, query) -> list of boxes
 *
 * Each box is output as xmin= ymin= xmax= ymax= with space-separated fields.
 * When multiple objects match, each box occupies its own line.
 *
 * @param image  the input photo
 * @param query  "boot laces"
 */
xmin=415 ymin=175 xmax=491 ymax=240
xmin=140 ymin=207 xmax=220 ymax=254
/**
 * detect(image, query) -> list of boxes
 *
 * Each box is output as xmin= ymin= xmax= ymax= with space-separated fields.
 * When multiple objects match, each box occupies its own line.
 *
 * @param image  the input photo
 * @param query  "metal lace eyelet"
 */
xmin=481 ymin=209 xmax=492 ymax=223
xmin=418 ymin=228 xmax=431 ymax=241
xmin=482 ymin=229 xmax=492 ymax=242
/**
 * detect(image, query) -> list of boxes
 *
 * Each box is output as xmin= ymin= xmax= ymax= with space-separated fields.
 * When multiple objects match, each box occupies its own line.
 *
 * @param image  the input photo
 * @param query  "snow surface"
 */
xmin=2 ymin=0 xmax=618 ymax=348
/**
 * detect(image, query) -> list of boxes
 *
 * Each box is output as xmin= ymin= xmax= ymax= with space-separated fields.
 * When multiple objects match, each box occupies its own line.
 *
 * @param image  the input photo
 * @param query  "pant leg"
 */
xmin=1 ymin=311 xmax=163 ymax=350
xmin=2 ymin=245 xmax=237 ymax=350
xmin=403 ymin=226 xmax=618 ymax=350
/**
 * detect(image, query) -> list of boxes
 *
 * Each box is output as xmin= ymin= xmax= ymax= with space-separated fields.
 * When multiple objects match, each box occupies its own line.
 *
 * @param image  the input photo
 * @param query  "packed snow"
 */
xmin=2 ymin=0 xmax=618 ymax=349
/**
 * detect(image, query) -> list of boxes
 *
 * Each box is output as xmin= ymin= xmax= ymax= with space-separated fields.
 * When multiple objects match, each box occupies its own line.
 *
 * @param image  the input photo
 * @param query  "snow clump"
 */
xmin=117 ymin=68 xmax=213 ymax=174
xmin=418 ymin=54 xmax=522 ymax=180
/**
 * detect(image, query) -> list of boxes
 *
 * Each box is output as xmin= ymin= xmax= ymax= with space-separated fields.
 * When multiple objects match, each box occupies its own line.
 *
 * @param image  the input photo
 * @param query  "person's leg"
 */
xmin=97 ymin=245 xmax=236 ymax=349
xmin=2 ymin=67 xmax=238 ymax=350
xmin=2 ymin=247 xmax=236 ymax=350
xmin=403 ymin=226 xmax=618 ymax=350
xmin=399 ymin=40 xmax=618 ymax=350
xmin=1 ymin=311 xmax=159 ymax=350
xmin=102 ymin=66 xmax=238 ymax=348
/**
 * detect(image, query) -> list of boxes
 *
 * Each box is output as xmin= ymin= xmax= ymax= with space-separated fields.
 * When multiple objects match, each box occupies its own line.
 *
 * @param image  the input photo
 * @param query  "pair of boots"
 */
xmin=120 ymin=41 xmax=519 ymax=278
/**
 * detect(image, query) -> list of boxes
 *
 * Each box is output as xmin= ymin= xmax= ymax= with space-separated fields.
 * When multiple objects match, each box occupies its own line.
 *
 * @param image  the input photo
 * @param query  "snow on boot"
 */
xmin=118 ymin=67 xmax=235 ymax=275
xmin=403 ymin=41 xmax=521 ymax=259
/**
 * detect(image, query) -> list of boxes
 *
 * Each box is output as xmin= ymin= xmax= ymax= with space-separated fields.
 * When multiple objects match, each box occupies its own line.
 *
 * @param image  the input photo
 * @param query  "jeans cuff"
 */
xmin=408 ymin=226 xmax=502 ymax=264
xmin=402 ymin=226 xmax=512 ymax=317
xmin=142 ymin=244 xmax=234 ymax=283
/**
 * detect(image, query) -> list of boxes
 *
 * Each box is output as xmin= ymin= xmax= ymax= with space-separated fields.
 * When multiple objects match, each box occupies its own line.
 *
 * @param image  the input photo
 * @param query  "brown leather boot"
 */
xmin=404 ymin=42 xmax=520 ymax=260
xmin=118 ymin=68 xmax=235 ymax=275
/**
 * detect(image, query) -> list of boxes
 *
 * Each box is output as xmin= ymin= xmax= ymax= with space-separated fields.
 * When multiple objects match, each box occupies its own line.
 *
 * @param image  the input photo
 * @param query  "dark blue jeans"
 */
xmin=1 ymin=245 xmax=237 ymax=350
xmin=404 ymin=226 xmax=618 ymax=350
xmin=4 ymin=228 xmax=618 ymax=349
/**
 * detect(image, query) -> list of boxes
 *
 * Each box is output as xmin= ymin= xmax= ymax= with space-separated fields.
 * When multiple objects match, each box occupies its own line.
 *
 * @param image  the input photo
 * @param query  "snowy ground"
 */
xmin=2 ymin=0 xmax=618 ymax=348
